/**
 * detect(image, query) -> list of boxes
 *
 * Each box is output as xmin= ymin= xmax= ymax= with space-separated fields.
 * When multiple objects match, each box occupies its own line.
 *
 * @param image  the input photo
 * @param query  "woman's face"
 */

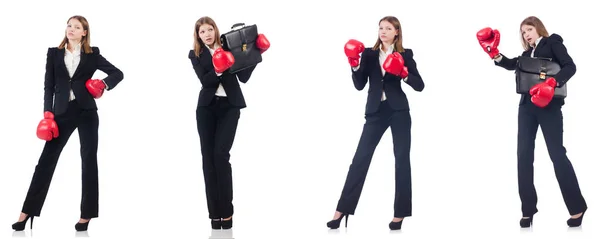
xmin=379 ymin=20 xmax=398 ymax=44
xmin=198 ymin=24 xmax=216 ymax=46
xmin=521 ymin=24 xmax=540 ymax=46
xmin=65 ymin=18 xmax=86 ymax=42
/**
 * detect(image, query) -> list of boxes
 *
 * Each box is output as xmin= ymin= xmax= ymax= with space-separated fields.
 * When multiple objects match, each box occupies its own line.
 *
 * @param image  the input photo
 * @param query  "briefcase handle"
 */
xmin=231 ymin=23 xmax=245 ymax=30
xmin=531 ymin=57 xmax=553 ymax=61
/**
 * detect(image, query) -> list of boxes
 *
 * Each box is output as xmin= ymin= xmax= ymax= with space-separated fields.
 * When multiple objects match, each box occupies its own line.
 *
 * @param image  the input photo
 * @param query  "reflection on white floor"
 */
xmin=75 ymin=231 xmax=89 ymax=237
xmin=209 ymin=229 xmax=233 ymax=239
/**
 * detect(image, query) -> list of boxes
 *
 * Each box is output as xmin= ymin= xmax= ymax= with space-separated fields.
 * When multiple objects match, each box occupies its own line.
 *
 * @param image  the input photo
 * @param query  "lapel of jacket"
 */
xmin=537 ymin=37 xmax=548 ymax=49
xmin=532 ymin=38 xmax=548 ymax=58
xmin=374 ymin=49 xmax=384 ymax=79
xmin=56 ymin=48 xmax=70 ymax=78
xmin=72 ymin=50 xmax=88 ymax=80
xmin=202 ymin=48 xmax=213 ymax=69
xmin=56 ymin=47 xmax=88 ymax=80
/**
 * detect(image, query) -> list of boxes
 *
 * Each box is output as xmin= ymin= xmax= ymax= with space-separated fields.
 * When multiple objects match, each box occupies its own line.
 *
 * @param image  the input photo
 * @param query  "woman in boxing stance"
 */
xmin=327 ymin=16 xmax=424 ymax=231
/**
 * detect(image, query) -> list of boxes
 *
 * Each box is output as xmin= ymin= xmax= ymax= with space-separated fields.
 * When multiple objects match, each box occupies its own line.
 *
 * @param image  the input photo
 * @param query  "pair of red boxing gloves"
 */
xmin=476 ymin=27 xmax=557 ymax=108
xmin=343 ymin=39 xmax=409 ymax=79
xmin=212 ymin=34 xmax=271 ymax=73
xmin=36 ymin=79 xmax=106 ymax=141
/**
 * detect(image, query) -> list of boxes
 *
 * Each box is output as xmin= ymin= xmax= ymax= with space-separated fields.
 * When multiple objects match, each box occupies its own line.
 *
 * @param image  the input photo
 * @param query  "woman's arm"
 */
xmin=351 ymin=52 xmax=369 ymax=91
xmin=549 ymin=34 xmax=576 ymax=87
xmin=94 ymin=47 xmax=124 ymax=90
xmin=493 ymin=53 xmax=519 ymax=71
xmin=235 ymin=65 xmax=256 ymax=83
xmin=189 ymin=50 xmax=220 ymax=87
xmin=43 ymin=48 xmax=55 ymax=112
xmin=402 ymin=49 xmax=424 ymax=92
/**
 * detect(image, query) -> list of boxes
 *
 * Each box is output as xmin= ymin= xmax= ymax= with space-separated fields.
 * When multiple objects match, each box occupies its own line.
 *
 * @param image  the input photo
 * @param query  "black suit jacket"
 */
xmin=494 ymin=33 xmax=576 ymax=106
xmin=44 ymin=46 xmax=124 ymax=115
xmin=188 ymin=44 xmax=256 ymax=109
xmin=352 ymin=48 xmax=425 ymax=115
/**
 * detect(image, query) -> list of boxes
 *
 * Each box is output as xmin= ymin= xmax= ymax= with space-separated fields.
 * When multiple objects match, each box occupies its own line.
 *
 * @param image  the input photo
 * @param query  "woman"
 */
xmin=327 ymin=16 xmax=425 ymax=231
xmin=12 ymin=15 xmax=124 ymax=232
xmin=477 ymin=16 xmax=587 ymax=228
xmin=188 ymin=16 xmax=270 ymax=230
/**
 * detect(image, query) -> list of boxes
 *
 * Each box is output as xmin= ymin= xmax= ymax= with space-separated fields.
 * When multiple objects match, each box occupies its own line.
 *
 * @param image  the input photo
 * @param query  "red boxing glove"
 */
xmin=383 ymin=52 xmax=409 ymax=78
xmin=344 ymin=39 xmax=365 ymax=67
xmin=256 ymin=33 xmax=270 ymax=54
xmin=212 ymin=48 xmax=235 ymax=73
xmin=476 ymin=27 xmax=501 ymax=59
xmin=86 ymin=79 xmax=106 ymax=99
xmin=37 ymin=111 xmax=59 ymax=141
xmin=529 ymin=77 xmax=557 ymax=108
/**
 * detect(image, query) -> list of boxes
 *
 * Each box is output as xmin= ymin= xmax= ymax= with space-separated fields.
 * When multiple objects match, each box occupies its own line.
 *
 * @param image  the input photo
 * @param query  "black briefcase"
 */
xmin=220 ymin=23 xmax=262 ymax=73
xmin=515 ymin=56 xmax=566 ymax=98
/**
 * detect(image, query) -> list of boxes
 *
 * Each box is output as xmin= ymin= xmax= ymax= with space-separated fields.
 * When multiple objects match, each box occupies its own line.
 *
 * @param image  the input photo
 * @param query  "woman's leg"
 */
xmin=389 ymin=110 xmax=412 ymax=219
xmin=77 ymin=109 xmax=100 ymax=220
xmin=197 ymin=104 xmax=219 ymax=219
xmin=21 ymin=107 xmax=79 ymax=218
xmin=213 ymin=101 xmax=241 ymax=220
xmin=538 ymin=106 xmax=587 ymax=216
xmin=335 ymin=103 xmax=391 ymax=216
xmin=517 ymin=105 xmax=540 ymax=218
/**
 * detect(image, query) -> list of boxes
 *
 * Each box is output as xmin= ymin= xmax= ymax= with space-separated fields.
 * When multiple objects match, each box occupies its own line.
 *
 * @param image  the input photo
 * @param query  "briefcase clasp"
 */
xmin=539 ymin=72 xmax=547 ymax=80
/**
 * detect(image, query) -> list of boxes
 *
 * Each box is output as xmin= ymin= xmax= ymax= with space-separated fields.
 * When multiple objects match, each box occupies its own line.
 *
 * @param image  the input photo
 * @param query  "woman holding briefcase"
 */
xmin=477 ymin=16 xmax=587 ymax=228
xmin=12 ymin=15 xmax=124 ymax=232
xmin=327 ymin=16 xmax=425 ymax=231
xmin=188 ymin=16 xmax=270 ymax=230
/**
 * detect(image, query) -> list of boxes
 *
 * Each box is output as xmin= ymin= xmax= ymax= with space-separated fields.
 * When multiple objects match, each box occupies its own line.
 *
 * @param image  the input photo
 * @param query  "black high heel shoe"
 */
xmin=326 ymin=213 xmax=348 ymax=229
xmin=389 ymin=219 xmax=403 ymax=230
xmin=211 ymin=219 xmax=222 ymax=229
xmin=567 ymin=210 xmax=586 ymax=227
xmin=12 ymin=215 xmax=34 ymax=231
xmin=221 ymin=218 xmax=233 ymax=229
xmin=75 ymin=219 xmax=90 ymax=231
xmin=520 ymin=216 xmax=533 ymax=228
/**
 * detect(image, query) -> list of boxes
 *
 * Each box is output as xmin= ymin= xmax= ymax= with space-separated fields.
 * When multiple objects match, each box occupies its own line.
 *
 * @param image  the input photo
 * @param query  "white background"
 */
xmin=0 ymin=0 xmax=598 ymax=238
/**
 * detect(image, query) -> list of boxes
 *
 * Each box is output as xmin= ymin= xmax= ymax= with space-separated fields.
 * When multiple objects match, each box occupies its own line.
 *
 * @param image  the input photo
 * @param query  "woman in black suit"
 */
xmin=327 ymin=16 xmax=425 ymax=231
xmin=477 ymin=16 xmax=587 ymax=228
xmin=188 ymin=16 xmax=269 ymax=230
xmin=12 ymin=15 xmax=124 ymax=232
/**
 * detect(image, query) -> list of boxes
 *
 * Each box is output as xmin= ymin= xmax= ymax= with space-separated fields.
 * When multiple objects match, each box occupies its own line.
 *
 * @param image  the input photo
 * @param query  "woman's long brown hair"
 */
xmin=193 ymin=16 xmax=221 ymax=57
xmin=58 ymin=15 xmax=93 ymax=54
xmin=519 ymin=16 xmax=550 ymax=51
xmin=373 ymin=16 xmax=404 ymax=52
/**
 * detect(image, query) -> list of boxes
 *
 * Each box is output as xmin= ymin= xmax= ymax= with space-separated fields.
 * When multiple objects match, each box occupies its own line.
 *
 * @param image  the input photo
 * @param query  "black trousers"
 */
xmin=336 ymin=101 xmax=412 ymax=218
xmin=517 ymin=101 xmax=587 ymax=217
xmin=196 ymin=96 xmax=241 ymax=219
xmin=21 ymin=100 xmax=100 ymax=219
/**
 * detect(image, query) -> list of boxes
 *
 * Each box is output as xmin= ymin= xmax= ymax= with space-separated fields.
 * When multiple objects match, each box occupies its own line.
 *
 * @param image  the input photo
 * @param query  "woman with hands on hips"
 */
xmin=477 ymin=16 xmax=587 ymax=228
xmin=188 ymin=16 xmax=270 ymax=230
xmin=327 ymin=16 xmax=424 ymax=231
xmin=12 ymin=15 xmax=124 ymax=232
